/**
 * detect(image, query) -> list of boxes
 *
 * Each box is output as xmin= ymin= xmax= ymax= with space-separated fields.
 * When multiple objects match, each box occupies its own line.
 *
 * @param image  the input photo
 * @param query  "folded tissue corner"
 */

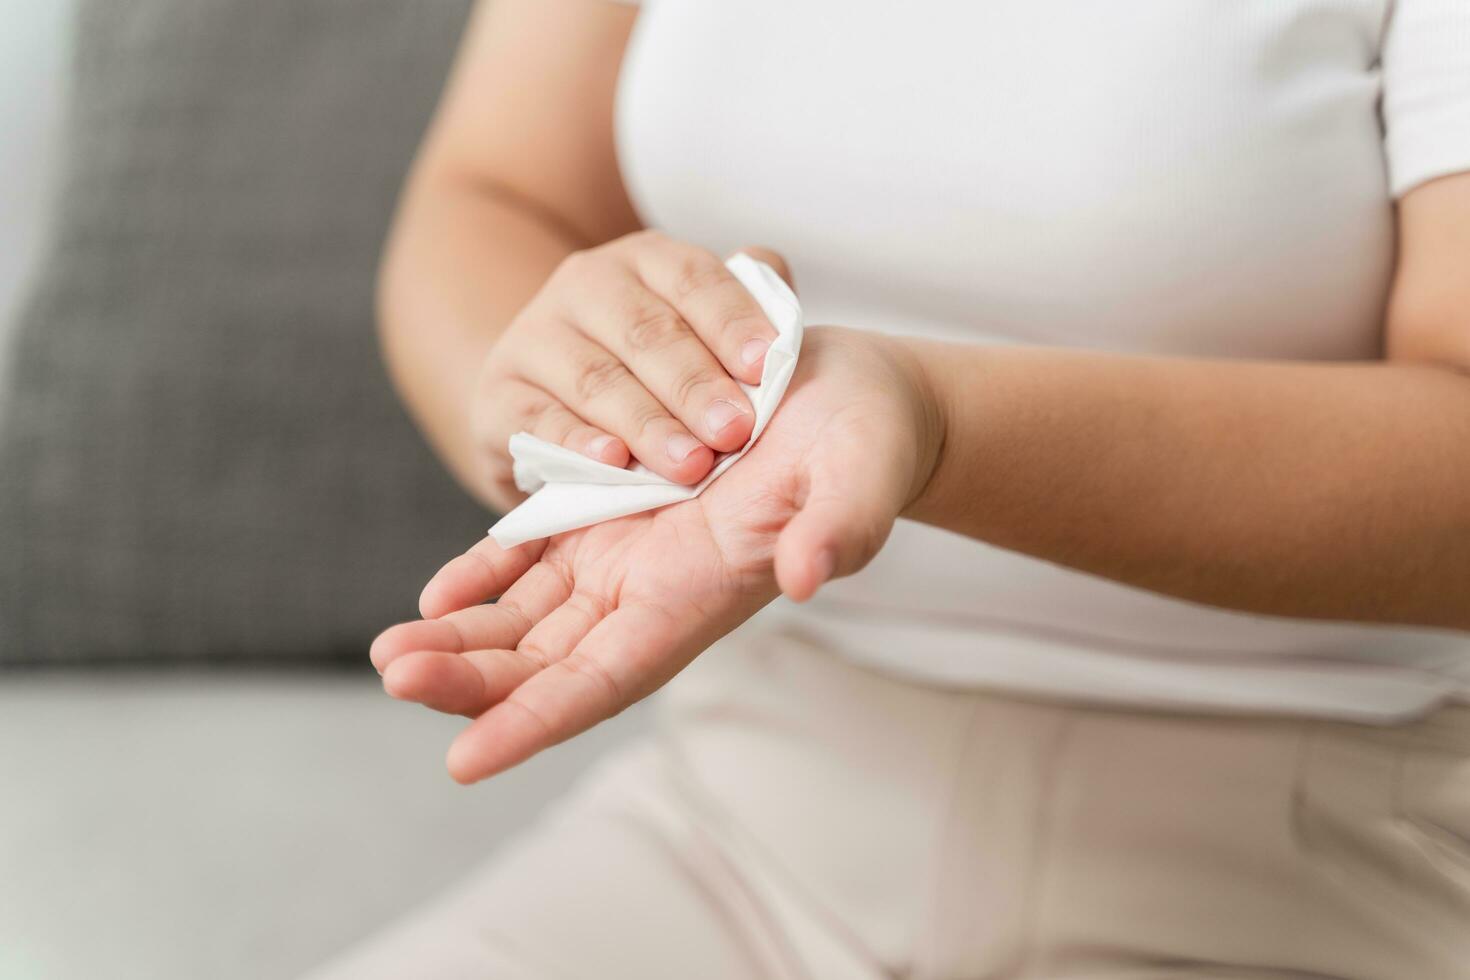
xmin=488 ymin=253 xmax=805 ymax=549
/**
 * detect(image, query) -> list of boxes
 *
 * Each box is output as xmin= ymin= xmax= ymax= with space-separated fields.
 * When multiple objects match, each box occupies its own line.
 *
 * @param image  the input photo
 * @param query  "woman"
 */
xmin=324 ymin=0 xmax=1470 ymax=976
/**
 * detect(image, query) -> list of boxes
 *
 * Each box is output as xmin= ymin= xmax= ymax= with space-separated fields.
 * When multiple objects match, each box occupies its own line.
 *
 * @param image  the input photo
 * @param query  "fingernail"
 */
xmin=586 ymin=434 xmax=617 ymax=461
xmin=666 ymin=433 xmax=703 ymax=463
xmin=704 ymin=398 xmax=747 ymax=439
xmin=813 ymin=548 xmax=836 ymax=587
xmin=740 ymin=338 xmax=770 ymax=369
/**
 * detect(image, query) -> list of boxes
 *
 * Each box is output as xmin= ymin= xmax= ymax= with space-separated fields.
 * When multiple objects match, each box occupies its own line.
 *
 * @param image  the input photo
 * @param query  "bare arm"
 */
xmin=905 ymin=174 xmax=1470 ymax=631
xmin=378 ymin=0 xmax=641 ymax=500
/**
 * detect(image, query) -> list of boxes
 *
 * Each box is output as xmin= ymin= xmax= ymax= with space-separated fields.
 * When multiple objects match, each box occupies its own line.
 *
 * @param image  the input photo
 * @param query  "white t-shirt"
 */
xmin=614 ymin=0 xmax=1470 ymax=722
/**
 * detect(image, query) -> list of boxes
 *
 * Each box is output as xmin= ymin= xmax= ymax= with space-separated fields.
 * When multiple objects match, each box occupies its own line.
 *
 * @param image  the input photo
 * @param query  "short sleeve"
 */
xmin=1381 ymin=0 xmax=1470 ymax=197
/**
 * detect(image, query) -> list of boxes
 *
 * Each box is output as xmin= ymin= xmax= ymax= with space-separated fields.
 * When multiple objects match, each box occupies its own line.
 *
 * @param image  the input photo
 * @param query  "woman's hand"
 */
xmin=372 ymin=327 xmax=945 ymax=783
xmin=472 ymin=230 xmax=790 ymax=511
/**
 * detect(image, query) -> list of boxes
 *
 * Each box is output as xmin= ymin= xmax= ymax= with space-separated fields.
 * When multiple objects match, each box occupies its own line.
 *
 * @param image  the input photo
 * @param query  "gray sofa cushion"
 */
xmin=0 ymin=0 xmax=484 ymax=664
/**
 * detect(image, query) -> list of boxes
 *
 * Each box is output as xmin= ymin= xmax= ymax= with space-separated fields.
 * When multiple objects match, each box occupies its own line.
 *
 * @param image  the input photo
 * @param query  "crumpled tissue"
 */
xmin=488 ymin=253 xmax=803 ymax=548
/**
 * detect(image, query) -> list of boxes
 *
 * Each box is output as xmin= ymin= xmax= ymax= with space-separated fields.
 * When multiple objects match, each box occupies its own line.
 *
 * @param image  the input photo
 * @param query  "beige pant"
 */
xmin=309 ymin=628 xmax=1470 ymax=979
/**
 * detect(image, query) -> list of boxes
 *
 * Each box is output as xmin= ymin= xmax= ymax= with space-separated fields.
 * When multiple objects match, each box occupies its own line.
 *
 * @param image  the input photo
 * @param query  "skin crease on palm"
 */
xmin=370 ymin=328 xmax=940 ymax=784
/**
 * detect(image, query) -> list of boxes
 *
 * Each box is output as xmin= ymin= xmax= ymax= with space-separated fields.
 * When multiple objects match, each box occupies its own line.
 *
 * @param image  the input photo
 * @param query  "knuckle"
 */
xmin=559 ymin=424 xmax=591 ymax=450
xmin=509 ymin=392 xmax=552 ymax=430
xmin=715 ymin=303 xmax=769 ymax=339
xmin=623 ymin=306 xmax=682 ymax=353
xmin=553 ymin=250 xmax=588 ymax=280
xmin=630 ymin=402 xmax=669 ymax=441
xmin=573 ymin=355 xmax=626 ymax=403
xmin=544 ymin=414 xmax=578 ymax=443
xmin=552 ymin=247 xmax=611 ymax=289
xmin=670 ymin=364 xmax=718 ymax=410
xmin=625 ymin=228 xmax=664 ymax=249
xmin=671 ymin=254 xmax=727 ymax=301
xmin=558 ymin=246 xmax=593 ymax=274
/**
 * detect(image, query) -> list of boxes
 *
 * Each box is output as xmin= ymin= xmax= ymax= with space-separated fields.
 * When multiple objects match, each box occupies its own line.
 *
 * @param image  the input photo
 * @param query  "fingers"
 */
xmin=479 ymin=233 xmax=796 ymax=492
xmin=774 ymin=455 xmax=903 ymax=603
xmin=446 ymin=602 xmax=682 ymax=784
xmin=381 ymin=648 xmax=542 ymax=717
xmin=632 ymin=235 xmax=783 ymax=386
xmin=371 ymin=595 xmax=546 ymax=676
xmin=444 ymin=561 xmax=573 ymax=646
xmin=493 ymin=378 xmax=630 ymax=469
xmin=382 ymin=590 xmax=608 ymax=716
xmin=370 ymin=618 xmax=470 ymax=675
xmin=567 ymin=260 xmax=756 ymax=452
xmin=418 ymin=535 xmax=548 ymax=619
xmin=527 ymin=321 xmax=717 ymax=484
xmin=373 ymin=557 xmax=568 ymax=673
xmin=513 ymin=590 xmax=610 ymax=667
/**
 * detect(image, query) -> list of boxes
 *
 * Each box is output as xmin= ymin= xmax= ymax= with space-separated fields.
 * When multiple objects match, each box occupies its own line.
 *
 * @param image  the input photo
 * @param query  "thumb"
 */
xmin=774 ymin=467 xmax=900 ymax=602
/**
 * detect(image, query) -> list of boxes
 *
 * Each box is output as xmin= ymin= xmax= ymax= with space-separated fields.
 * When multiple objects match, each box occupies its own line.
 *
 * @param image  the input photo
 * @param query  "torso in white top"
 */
xmin=614 ymin=0 xmax=1470 ymax=721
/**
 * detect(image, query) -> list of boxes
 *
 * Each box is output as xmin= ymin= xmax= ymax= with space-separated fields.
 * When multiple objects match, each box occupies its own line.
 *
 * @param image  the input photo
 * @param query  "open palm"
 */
xmin=370 ymin=328 xmax=934 ymax=783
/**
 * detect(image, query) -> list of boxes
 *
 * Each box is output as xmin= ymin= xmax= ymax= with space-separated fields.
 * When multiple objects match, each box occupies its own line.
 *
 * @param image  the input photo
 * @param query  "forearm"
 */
xmin=378 ymin=175 xmax=582 ymax=501
xmin=905 ymin=342 xmax=1470 ymax=630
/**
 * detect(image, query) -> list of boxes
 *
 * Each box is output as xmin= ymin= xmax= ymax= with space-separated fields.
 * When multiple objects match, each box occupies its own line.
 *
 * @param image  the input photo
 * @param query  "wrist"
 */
xmin=885 ymin=334 xmax=952 ymax=519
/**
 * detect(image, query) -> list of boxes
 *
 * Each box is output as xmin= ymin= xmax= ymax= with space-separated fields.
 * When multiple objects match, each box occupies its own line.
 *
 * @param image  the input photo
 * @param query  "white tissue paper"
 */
xmin=488 ymin=253 xmax=804 ymax=549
